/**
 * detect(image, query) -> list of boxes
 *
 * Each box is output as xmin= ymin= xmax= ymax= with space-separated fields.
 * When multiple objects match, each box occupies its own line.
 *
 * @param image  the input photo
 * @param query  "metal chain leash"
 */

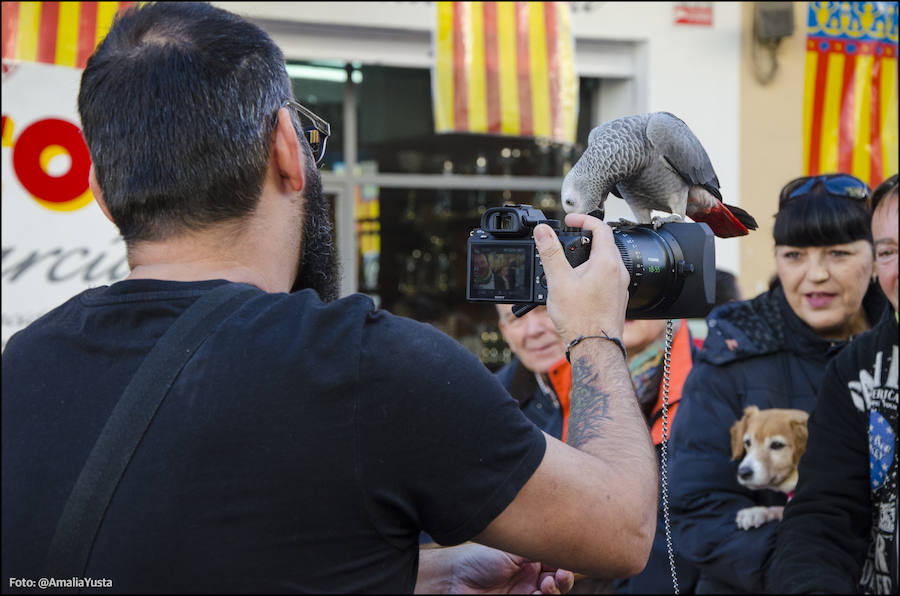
xmin=660 ymin=319 xmax=679 ymax=594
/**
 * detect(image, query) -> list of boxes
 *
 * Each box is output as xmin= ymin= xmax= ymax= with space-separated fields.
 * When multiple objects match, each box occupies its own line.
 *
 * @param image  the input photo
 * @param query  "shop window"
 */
xmin=356 ymin=186 xmax=565 ymax=371
xmin=288 ymin=62 xmax=346 ymax=173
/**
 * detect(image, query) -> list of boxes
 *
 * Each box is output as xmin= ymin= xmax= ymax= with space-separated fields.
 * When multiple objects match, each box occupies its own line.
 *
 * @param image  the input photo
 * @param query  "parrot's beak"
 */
xmin=587 ymin=208 xmax=605 ymax=221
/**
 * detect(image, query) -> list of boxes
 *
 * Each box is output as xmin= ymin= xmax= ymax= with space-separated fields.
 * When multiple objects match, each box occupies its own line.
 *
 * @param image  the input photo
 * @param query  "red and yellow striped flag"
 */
xmin=433 ymin=1 xmax=578 ymax=144
xmin=1 ymin=2 xmax=134 ymax=70
xmin=803 ymin=2 xmax=898 ymax=187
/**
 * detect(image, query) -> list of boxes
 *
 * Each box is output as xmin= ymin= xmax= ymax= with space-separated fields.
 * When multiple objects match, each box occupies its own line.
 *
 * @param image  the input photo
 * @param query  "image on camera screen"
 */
xmin=469 ymin=245 xmax=533 ymax=301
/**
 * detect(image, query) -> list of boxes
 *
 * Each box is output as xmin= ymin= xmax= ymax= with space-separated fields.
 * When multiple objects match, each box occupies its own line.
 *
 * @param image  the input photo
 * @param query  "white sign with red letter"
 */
xmin=673 ymin=2 xmax=714 ymax=27
xmin=1 ymin=60 xmax=128 ymax=350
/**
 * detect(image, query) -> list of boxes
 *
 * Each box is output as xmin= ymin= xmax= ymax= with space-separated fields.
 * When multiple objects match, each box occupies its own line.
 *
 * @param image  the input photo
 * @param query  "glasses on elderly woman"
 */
xmin=282 ymin=99 xmax=331 ymax=167
xmin=779 ymin=174 xmax=870 ymax=209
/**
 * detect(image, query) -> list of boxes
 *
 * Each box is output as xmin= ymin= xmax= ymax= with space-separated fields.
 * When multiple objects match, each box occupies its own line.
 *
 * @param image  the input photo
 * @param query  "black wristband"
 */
xmin=565 ymin=331 xmax=627 ymax=363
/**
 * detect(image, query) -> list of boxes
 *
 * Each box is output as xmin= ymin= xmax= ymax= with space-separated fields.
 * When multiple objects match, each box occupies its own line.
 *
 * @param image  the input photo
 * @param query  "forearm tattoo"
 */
xmin=567 ymin=356 xmax=612 ymax=448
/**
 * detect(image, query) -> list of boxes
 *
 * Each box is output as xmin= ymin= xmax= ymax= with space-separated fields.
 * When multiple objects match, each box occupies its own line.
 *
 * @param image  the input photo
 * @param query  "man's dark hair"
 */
xmin=78 ymin=2 xmax=295 ymax=245
xmin=714 ymin=269 xmax=740 ymax=306
xmin=871 ymin=174 xmax=899 ymax=214
xmin=773 ymin=189 xmax=872 ymax=247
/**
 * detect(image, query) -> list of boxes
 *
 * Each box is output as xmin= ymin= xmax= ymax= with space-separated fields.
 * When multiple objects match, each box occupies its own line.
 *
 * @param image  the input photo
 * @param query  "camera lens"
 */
xmin=613 ymin=226 xmax=684 ymax=316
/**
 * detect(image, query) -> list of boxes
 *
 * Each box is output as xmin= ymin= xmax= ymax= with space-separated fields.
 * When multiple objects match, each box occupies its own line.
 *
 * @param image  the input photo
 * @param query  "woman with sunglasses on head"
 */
xmin=665 ymin=173 xmax=890 ymax=594
xmin=769 ymin=174 xmax=898 ymax=595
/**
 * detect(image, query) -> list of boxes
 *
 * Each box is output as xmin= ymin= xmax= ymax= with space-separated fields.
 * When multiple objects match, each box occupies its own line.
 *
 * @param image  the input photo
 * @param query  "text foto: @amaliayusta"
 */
xmin=9 ymin=577 xmax=113 ymax=589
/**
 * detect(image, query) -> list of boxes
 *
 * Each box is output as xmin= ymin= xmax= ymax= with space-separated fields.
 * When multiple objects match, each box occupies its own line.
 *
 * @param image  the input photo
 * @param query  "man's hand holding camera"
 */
xmin=533 ymin=213 xmax=629 ymax=344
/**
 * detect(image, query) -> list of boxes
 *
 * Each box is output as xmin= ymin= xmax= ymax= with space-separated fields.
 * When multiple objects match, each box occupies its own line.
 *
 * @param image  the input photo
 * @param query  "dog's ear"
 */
xmin=790 ymin=411 xmax=810 ymax=466
xmin=730 ymin=406 xmax=759 ymax=460
xmin=730 ymin=421 xmax=744 ymax=460
xmin=730 ymin=410 xmax=750 ymax=460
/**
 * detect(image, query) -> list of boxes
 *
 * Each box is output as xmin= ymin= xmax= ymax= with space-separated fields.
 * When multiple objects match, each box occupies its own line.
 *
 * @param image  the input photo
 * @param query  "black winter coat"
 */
xmin=769 ymin=311 xmax=898 ymax=594
xmin=666 ymin=283 xmax=887 ymax=593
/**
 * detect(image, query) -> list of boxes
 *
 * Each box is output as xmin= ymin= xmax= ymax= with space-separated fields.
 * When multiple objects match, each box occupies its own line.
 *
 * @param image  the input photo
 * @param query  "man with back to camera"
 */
xmin=0 ymin=2 xmax=657 ymax=593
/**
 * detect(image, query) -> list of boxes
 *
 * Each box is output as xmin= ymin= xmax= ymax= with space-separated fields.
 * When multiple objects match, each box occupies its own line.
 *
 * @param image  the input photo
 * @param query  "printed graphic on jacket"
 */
xmin=849 ymin=343 xmax=898 ymax=595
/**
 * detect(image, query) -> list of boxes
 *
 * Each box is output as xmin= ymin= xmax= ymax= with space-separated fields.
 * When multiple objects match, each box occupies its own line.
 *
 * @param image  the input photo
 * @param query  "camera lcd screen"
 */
xmin=469 ymin=243 xmax=533 ymax=301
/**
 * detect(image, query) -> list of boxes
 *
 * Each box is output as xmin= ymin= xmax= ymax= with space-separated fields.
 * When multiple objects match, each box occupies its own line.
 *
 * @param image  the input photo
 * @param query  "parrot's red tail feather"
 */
xmin=690 ymin=203 xmax=753 ymax=238
xmin=723 ymin=203 xmax=758 ymax=230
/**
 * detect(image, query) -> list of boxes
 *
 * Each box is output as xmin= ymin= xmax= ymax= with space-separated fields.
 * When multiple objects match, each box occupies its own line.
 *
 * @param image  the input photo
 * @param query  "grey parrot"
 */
xmin=561 ymin=112 xmax=757 ymax=238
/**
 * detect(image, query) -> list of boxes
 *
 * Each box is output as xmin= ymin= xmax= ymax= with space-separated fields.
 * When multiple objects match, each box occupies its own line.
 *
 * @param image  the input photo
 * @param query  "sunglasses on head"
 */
xmin=282 ymin=99 xmax=331 ymax=167
xmin=779 ymin=174 xmax=870 ymax=209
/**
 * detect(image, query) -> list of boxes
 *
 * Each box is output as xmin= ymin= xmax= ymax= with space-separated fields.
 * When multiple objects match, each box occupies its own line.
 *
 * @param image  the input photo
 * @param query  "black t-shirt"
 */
xmin=2 ymin=280 xmax=545 ymax=593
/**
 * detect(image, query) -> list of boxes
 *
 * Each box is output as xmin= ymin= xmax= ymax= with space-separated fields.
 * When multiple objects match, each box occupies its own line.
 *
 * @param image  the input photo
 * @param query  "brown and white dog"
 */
xmin=729 ymin=405 xmax=809 ymax=530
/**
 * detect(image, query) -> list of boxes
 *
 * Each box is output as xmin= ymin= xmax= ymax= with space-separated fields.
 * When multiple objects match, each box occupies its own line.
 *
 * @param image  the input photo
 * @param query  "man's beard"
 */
xmin=291 ymin=163 xmax=340 ymax=301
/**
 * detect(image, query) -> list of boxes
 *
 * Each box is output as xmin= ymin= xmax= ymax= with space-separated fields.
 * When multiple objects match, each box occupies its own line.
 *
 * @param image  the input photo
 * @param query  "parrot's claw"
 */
xmin=650 ymin=214 xmax=684 ymax=229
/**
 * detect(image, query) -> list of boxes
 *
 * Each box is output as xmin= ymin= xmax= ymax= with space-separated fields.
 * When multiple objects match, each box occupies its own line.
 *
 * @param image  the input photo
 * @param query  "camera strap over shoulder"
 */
xmin=43 ymin=282 xmax=257 ymax=582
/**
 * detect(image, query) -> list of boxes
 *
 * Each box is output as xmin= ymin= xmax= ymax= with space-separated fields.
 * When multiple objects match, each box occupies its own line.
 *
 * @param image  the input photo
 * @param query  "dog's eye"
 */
xmin=770 ymin=441 xmax=785 ymax=450
xmin=743 ymin=438 xmax=751 ymax=448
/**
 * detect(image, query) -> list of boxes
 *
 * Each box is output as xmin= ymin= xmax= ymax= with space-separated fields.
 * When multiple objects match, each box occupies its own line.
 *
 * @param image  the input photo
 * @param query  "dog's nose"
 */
xmin=738 ymin=466 xmax=754 ymax=480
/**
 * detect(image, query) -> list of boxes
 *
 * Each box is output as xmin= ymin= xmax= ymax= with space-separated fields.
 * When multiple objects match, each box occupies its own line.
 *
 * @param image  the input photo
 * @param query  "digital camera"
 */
xmin=466 ymin=205 xmax=716 ymax=319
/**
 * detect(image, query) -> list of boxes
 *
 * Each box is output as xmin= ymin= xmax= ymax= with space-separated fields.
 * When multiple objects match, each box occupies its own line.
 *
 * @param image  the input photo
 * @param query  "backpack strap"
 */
xmin=44 ymin=282 xmax=258 ymax=580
